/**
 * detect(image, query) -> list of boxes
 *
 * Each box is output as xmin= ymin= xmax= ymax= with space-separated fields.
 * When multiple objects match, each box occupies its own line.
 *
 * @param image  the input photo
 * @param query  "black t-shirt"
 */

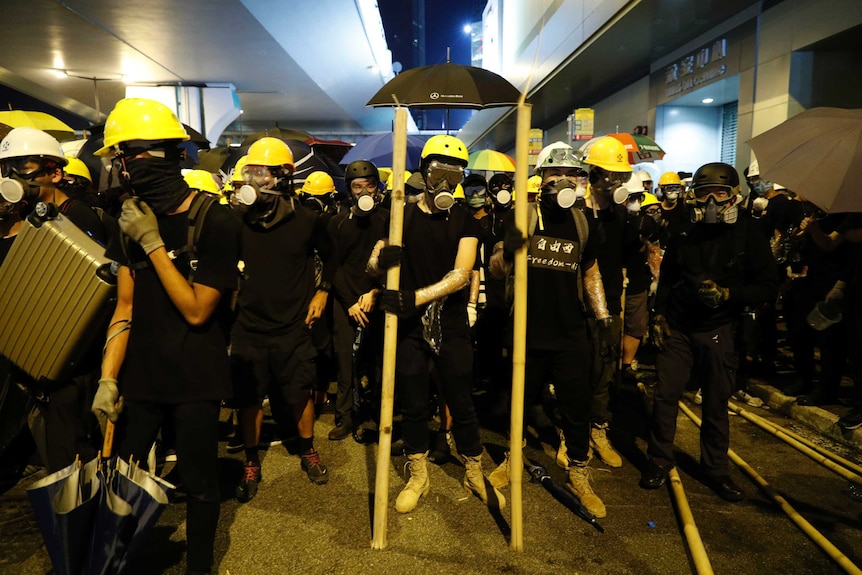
xmin=655 ymin=220 xmax=779 ymax=332
xmin=503 ymin=205 xmax=597 ymax=350
xmin=760 ymin=193 xmax=804 ymax=236
xmin=105 ymin=199 xmax=241 ymax=403
xmin=660 ymin=202 xmax=692 ymax=245
xmin=400 ymin=202 xmax=481 ymax=337
xmin=479 ymin=208 xmax=508 ymax=309
xmin=59 ymin=198 xmax=107 ymax=246
xmin=328 ymin=208 xmax=390 ymax=309
xmin=234 ymin=204 xmax=331 ymax=338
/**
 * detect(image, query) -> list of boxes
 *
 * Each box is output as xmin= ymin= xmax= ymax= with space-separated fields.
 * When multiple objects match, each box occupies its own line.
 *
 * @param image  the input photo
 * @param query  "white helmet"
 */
xmin=613 ymin=171 xmax=644 ymax=204
xmin=0 ymin=127 xmax=67 ymax=167
xmin=748 ymin=159 xmax=760 ymax=178
xmin=636 ymin=169 xmax=652 ymax=183
xmin=535 ymin=141 xmax=584 ymax=173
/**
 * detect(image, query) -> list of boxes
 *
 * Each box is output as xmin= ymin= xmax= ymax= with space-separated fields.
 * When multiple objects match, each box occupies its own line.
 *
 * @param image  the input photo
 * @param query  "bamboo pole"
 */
xmin=508 ymin=100 xmax=531 ymax=552
xmin=728 ymin=402 xmax=862 ymax=481
xmin=371 ymin=107 xmax=408 ymax=550
xmin=679 ymin=402 xmax=862 ymax=575
xmin=667 ymin=467 xmax=715 ymax=575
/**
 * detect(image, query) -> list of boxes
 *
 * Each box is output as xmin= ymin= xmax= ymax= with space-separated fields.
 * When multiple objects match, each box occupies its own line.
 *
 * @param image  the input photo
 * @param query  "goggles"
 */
xmin=593 ymin=167 xmax=630 ymax=186
xmin=643 ymin=206 xmax=661 ymax=216
xmin=0 ymin=158 xmax=52 ymax=179
xmin=693 ymin=185 xmax=734 ymax=204
xmin=545 ymin=148 xmax=584 ymax=167
xmin=242 ymin=165 xmax=292 ymax=187
xmin=463 ymin=184 xmax=487 ymax=198
xmin=660 ymin=184 xmax=683 ymax=194
xmin=425 ymin=161 xmax=464 ymax=188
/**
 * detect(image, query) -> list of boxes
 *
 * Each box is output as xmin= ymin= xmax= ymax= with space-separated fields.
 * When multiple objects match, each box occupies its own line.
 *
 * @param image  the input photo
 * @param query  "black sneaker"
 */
xmin=236 ymin=461 xmax=261 ymax=503
xmin=226 ymin=436 xmax=244 ymax=454
xmin=300 ymin=448 xmax=329 ymax=485
xmin=639 ymin=460 xmax=667 ymax=490
xmin=838 ymin=408 xmax=862 ymax=431
xmin=328 ymin=419 xmax=352 ymax=441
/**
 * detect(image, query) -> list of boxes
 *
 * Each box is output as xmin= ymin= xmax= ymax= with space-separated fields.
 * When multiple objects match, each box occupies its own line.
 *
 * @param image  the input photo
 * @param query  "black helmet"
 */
xmin=691 ymin=162 xmax=739 ymax=191
xmin=344 ymin=160 xmax=379 ymax=185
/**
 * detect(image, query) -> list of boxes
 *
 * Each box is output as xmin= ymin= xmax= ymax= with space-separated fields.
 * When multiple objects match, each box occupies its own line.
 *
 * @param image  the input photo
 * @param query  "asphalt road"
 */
xmin=2 ymin=372 xmax=861 ymax=575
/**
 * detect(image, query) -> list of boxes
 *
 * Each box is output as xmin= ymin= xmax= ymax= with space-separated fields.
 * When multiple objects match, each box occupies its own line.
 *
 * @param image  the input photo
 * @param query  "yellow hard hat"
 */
xmin=245 ymin=137 xmax=294 ymax=171
xmin=183 ymin=169 xmax=220 ymax=196
xmin=527 ymin=174 xmax=542 ymax=194
xmin=582 ymin=136 xmax=632 ymax=173
xmin=420 ymin=134 xmax=469 ymax=167
xmin=640 ymin=192 xmax=660 ymax=209
xmin=230 ymin=156 xmax=249 ymax=185
xmin=95 ymin=98 xmax=189 ymax=156
xmin=64 ymin=156 xmax=92 ymax=183
xmin=658 ymin=171 xmax=682 ymax=186
xmin=301 ymin=171 xmax=336 ymax=196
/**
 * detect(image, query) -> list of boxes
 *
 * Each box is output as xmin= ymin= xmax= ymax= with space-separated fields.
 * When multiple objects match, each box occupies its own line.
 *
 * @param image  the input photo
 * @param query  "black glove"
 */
xmin=698 ymin=279 xmax=729 ymax=308
xmin=503 ymin=225 xmax=527 ymax=262
xmin=379 ymin=289 xmax=417 ymax=318
xmin=597 ymin=317 xmax=620 ymax=364
xmin=378 ymin=245 xmax=403 ymax=269
xmin=652 ymin=314 xmax=672 ymax=350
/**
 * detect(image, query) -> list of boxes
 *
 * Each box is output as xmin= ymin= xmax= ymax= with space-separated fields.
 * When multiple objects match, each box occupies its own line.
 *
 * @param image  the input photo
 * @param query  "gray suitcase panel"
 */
xmin=0 ymin=211 xmax=116 ymax=383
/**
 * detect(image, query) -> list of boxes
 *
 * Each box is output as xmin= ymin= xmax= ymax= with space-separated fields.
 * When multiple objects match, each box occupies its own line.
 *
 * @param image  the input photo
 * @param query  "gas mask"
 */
xmin=423 ymin=160 xmax=464 ymax=211
xmin=0 ymin=165 xmax=47 ymax=205
xmin=353 ymin=190 xmax=379 ymax=215
xmin=590 ymin=167 xmax=630 ymax=202
xmin=491 ymin=188 xmax=512 ymax=209
xmin=540 ymin=177 xmax=585 ymax=210
xmin=660 ymin=185 xmax=682 ymax=203
xmin=625 ymin=193 xmax=644 ymax=214
xmin=751 ymin=196 xmax=769 ymax=218
xmin=690 ymin=194 xmax=740 ymax=224
xmin=302 ymin=193 xmax=337 ymax=214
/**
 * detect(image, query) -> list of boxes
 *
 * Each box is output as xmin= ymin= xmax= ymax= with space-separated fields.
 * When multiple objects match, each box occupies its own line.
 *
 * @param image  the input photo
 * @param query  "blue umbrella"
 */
xmin=339 ymin=133 xmax=427 ymax=171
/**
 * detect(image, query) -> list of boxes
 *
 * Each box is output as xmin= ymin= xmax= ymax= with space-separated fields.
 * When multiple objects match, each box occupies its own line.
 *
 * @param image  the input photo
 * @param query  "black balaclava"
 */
xmin=118 ymin=144 xmax=188 ymax=214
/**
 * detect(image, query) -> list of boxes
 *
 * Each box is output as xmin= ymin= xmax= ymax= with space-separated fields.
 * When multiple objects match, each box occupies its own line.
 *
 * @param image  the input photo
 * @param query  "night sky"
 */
xmin=377 ymin=0 xmax=488 ymax=131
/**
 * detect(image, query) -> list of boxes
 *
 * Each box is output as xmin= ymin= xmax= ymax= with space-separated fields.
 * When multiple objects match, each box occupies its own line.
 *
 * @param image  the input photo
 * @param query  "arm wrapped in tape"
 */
xmin=415 ymin=268 xmax=472 ymax=307
xmin=583 ymin=261 xmax=610 ymax=320
xmin=366 ymin=239 xmax=388 ymax=276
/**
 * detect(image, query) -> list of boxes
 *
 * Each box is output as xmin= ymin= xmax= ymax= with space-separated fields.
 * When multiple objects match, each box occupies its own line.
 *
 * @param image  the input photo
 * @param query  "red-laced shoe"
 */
xmin=300 ymin=448 xmax=329 ymax=485
xmin=235 ymin=461 xmax=261 ymax=503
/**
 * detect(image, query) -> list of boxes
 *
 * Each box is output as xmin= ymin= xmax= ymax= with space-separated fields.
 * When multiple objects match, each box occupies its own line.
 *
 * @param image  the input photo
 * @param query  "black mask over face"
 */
xmin=120 ymin=156 xmax=188 ymax=214
xmin=57 ymin=178 xmax=89 ymax=201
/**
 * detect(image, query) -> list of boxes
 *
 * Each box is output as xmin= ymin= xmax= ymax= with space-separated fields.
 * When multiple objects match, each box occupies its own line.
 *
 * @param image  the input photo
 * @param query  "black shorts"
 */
xmin=624 ymin=290 xmax=649 ymax=339
xmin=227 ymin=328 xmax=317 ymax=408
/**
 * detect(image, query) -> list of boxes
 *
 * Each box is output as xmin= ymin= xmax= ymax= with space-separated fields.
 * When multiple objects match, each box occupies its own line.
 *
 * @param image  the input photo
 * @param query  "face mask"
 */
xmin=467 ymin=194 xmax=487 ymax=209
xmin=691 ymin=196 xmax=739 ymax=225
xmin=57 ymin=178 xmax=89 ymax=200
xmin=626 ymin=200 xmax=641 ymax=213
xmin=541 ymin=178 xmax=583 ymax=210
xmin=354 ymin=192 xmax=377 ymax=214
xmin=493 ymin=189 xmax=512 ymax=208
xmin=429 ymin=188 xmax=455 ymax=211
xmin=752 ymin=180 xmax=772 ymax=196
xmin=0 ymin=177 xmax=28 ymax=204
xmin=243 ymin=192 xmax=294 ymax=229
xmin=663 ymin=190 xmax=679 ymax=202
xmin=119 ymin=156 xmax=188 ymax=214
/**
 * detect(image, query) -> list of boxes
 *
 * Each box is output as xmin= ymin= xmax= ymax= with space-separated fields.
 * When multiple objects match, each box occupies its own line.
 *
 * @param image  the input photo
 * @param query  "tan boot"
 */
xmin=566 ymin=459 xmax=606 ymax=518
xmin=463 ymin=454 xmax=506 ymax=510
xmin=395 ymin=452 xmax=430 ymax=513
xmin=589 ymin=422 xmax=622 ymax=468
xmin=556 ymin=428 xmax=569 ymax=470
xmin=488 ymin=452 xmax=509 ymax=490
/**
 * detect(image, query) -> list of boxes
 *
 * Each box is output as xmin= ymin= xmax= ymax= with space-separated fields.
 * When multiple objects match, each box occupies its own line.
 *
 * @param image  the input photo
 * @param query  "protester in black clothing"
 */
xmin=326 ymin=160 xmax=389 ymax=440
xmin=91 ymin=98 xmax=241 ymax=575
xmin=0 ymin=127 xmax=108 ymax=474
xmin=371 ymin=135 xmax=504 ymax=513
xmin=489 ymin=140 xmax=620 ymax=518
xmin=641 ymin=162 xmax=779 ymax=503
xmin=228 ymin=138 xmax=333 ymax=503
xmin=657 ymin=171 xmax=691 ymax=242
xmin=577 ymin=137 xmax=637 ymax=473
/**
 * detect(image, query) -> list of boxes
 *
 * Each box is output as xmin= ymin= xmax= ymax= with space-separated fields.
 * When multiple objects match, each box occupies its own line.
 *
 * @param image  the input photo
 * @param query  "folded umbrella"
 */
xmin=527 ymin=463 xmax=604 ymax=533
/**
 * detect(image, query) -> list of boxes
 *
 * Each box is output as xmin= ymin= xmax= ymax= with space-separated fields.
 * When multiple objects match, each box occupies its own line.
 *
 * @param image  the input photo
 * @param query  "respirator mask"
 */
xmin=0 ymin=162 xmax=49 ymax=205
xmin=540 ymin=177 xmax=585 ymax=210
xmin=689 ymin=186 xmax=740 ymax=224
xmin=424 ymin=160 xmax=464 ymax=211
xmin=660 ymin=184 xmax=682 ymax=203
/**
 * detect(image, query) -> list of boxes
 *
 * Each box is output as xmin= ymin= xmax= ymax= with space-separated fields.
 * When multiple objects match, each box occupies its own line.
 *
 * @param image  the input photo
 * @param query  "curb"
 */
xmin=746 ymin=381 xmax=862 ymax=453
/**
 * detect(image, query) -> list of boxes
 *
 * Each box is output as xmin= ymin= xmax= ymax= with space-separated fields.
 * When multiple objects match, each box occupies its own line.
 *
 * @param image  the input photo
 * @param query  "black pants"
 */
xmin=331 ymin=301 xmax=383 ymax=422
xmin=396 ymin=329 xmax=481 ymax=457
xmin=117 ymin=400 xmax=220 ymax=573
xmin=39 ymin=373 xmax=100 ymax=473
xmin=585 ymin=316 xmax=621 ymax=424
xmin=648 ymin=323 xmax=736 ymax=477
xmin=526 ymin=331 xmax=593 ymax=462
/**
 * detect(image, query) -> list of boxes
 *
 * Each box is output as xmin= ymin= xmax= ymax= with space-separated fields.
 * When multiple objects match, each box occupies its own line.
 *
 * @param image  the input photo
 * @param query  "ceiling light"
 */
xmin=463 ymin=24 xmax=472 ymax=34
xmin=702 ymin=98 xmax=714 ymax=104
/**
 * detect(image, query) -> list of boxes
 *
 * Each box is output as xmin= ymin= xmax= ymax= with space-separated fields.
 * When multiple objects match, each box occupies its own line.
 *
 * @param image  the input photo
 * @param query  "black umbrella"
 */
xmin=527 ymin=464 xmax=604 ymax=533
xmin=367 ymin=62 xmax=520 ymax=109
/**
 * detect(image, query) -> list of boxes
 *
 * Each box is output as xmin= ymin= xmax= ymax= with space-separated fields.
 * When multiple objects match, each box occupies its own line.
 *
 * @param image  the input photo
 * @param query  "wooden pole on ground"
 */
xmin=371 ymin=106 xmax=408 ymax=550
xmin=509 ymin=99 xmax=532 ymax=552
